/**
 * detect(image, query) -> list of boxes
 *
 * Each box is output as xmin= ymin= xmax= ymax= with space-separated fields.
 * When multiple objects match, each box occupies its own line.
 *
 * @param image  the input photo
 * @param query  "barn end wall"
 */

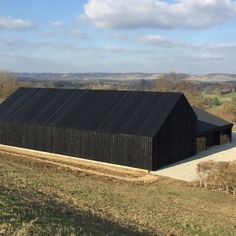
xmin=0 ymin=121 xmax=152 ymax=170
xmin=152 ymin=95 xmax=197 ymax=170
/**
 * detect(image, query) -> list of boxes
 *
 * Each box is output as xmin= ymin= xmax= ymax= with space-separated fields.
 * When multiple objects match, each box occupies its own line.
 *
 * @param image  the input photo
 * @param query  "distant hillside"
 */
xmin=185 ymin=74 xmax=236 ymax=83
xmin=15 ymin=73 xmax=236 ymax=83
xmin=15 ymin=72 xmax=159 ymax=82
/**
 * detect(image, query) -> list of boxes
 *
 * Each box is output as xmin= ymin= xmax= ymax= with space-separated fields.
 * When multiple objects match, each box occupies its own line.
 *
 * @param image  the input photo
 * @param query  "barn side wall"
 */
xmin=152 ymin=96 xmax=197 ymax=170
xmin=0 ymin=121 xmax=152 ymax=170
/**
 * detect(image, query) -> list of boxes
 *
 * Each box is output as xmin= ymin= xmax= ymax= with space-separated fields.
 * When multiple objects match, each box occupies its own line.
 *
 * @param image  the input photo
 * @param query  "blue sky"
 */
xmin=0 ymin=0 xmax=236 ymax=73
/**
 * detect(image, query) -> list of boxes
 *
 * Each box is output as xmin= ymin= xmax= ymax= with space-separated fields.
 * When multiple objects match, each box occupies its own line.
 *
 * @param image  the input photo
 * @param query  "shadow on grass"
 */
xmin=0 ymin=185 xmax=154 ymax=236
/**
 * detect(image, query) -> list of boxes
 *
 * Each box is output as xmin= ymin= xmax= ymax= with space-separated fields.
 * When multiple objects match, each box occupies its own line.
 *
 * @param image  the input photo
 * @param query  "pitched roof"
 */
xmin=0 ymin=88 xmax=183 ymax=137
xmin=193 ymin=107 xmax=233 ymax=135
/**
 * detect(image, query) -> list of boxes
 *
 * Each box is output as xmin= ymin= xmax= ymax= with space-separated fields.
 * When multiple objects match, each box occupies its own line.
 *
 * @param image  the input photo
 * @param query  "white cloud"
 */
xmin=51 ymin=21 xmax=64 ymax=27
xmin=140 ymin=34 xmax=236 ymax=51
xmin=0 ymin=16 xmax=35 ymax=29
xmin=204 ymin=43 xmax=236 ymax=50
xmin=140 ymin=35 xmax=172 ymax=44
xmin=84 ymin=0 xmax=236 ymax=29
xmin=197 ymin=53 xmax=222 ymax=60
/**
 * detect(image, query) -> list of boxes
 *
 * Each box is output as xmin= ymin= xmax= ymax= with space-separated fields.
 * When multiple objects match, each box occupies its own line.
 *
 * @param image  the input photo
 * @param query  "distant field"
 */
xmin=186 ymin=74 xmax=236 ymax=83
xmin=1 ymin=153 xmax=236 ymax=236
xmin=202 ymin=91 xmax=236 ymax=123
xmin=202 ymin=91 xmax=236 ymax=103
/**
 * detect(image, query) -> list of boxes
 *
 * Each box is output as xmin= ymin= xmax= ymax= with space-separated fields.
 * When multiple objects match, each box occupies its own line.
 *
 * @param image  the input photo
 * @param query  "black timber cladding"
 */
xmin=153 ymin=96 xmax=197 ymax=169
xmin=0 ymin=123 xmax=153 ymax=169
xmin=0 ymin=88 xmax=197 ymax=170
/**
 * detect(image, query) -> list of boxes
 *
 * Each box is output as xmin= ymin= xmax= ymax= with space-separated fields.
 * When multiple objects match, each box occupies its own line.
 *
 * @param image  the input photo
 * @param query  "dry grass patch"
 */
xmin=1 ymin=152 xmax=236 ymax=235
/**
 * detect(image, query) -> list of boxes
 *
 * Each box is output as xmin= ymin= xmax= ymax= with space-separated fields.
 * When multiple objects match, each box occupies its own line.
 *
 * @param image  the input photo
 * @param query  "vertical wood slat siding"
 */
xmin=206 ymin=132 xmax=219 ymax=147
xmin=0 ymin=121 xmax=152 ymax=170
xmin=226 ymin=128 xmax=232 ymax=142
xmin=152 ymin=95 xmax=197 ymax=170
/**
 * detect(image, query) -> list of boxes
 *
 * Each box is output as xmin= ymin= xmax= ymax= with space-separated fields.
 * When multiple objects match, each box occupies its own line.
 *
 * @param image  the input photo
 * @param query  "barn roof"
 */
xmin=193 ymin=107 xmax=233 ymax=135
xmin=0 ymin=88 xmax=184 ymax=137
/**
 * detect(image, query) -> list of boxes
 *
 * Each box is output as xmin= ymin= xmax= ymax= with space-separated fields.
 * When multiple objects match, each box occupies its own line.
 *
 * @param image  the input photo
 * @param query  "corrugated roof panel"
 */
xmin=193 ymin=107 xmax=233 ymax=135
xmin=0 ymin=88 xmax=183 ymax=137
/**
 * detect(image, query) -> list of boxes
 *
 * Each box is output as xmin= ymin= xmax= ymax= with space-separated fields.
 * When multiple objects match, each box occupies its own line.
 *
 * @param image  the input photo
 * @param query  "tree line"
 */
xmin=1 ymin=71 xmax=235 ymax=123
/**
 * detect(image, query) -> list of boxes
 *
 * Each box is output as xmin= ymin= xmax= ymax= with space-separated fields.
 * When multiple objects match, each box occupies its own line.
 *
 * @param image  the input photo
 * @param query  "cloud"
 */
xmin=75 ymin=14 xmax=88 ymax=22
xmin=0 ymin=37 xmax=129 ymax=55
xmin=0 ymin=38 xmax=51 ymax=51
xmin=197 ymin=53 xmax=222 ymax=60
xmin=203 ymin=43 xmax=236 ymax=50
xmin=140 ymin=34 xmax=193 ymax=49
xmin=84 ymin=0 xmax=236 ymax=29
xmin=51 ymin=21 xmax=64 ymax=27
xmin=140 ymin=34 xmax=236 ymax=51
xmin=0 ymin=16 xmax=35 ymax=29
xmin=41 ymin=31 xmax=58 ymax=37
xmin=71 ymin=29 xmax=90 ymax=39
xmin=140 ymin=35 xmax=172 ymax=44
xmin=0 ymin=53 xmax=80 ymax=73
xmin=110 ymin=33 xmax=129 ymax=41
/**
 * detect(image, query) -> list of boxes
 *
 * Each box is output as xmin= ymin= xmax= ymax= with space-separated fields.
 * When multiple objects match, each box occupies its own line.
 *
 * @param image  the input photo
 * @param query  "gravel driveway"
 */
xmin=152 ymin=133 xmax=236 ymax=182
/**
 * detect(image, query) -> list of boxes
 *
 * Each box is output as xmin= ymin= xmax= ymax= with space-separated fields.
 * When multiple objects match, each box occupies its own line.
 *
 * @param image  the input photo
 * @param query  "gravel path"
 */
xmin=152 ymin=133 xmax=236 ymax=182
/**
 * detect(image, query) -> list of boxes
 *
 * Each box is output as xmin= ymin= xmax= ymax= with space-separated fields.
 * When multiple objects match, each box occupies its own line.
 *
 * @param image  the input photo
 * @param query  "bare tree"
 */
xmin=0 ymin=71 xmax=19 ymax=100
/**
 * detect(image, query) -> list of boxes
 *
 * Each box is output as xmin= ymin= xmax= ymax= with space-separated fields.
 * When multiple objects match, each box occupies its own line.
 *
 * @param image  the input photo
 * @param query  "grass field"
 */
xmin=1 ymin=152 xmax=236 ymax=236
xmin=202 ymin=91 xmax=236 ymax=123
xmin=202 ymin=91 xmax=236 ymax=103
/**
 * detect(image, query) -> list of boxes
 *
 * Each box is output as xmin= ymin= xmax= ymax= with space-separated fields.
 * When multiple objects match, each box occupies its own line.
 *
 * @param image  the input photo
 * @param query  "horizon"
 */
xmin=1 ymin=0 xmax=236 ymax=74
xmin=12 ymin=72 xmax=236 ymax=76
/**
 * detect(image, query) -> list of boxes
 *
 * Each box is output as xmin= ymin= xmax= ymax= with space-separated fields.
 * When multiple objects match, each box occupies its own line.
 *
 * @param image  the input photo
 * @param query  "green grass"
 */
xmin=202 ymin=91 xmax=236 ymax=103
xmin=1 ymin=153 xmax=236 ymax=235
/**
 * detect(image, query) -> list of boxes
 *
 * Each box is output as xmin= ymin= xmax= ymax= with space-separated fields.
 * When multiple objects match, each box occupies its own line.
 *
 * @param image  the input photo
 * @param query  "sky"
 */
xmin=0 ymin=0 xmax=236 ymax=74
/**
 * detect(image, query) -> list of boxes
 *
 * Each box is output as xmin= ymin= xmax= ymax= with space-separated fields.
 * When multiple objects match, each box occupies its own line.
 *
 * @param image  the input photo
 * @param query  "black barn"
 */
xmin=0 ymin=88 xmax=197 ymax=171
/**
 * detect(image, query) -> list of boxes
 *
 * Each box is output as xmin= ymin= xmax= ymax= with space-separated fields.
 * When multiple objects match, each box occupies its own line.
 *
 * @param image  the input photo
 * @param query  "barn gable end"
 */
xmin=152 ymin=95 xmax=197 ymax=170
